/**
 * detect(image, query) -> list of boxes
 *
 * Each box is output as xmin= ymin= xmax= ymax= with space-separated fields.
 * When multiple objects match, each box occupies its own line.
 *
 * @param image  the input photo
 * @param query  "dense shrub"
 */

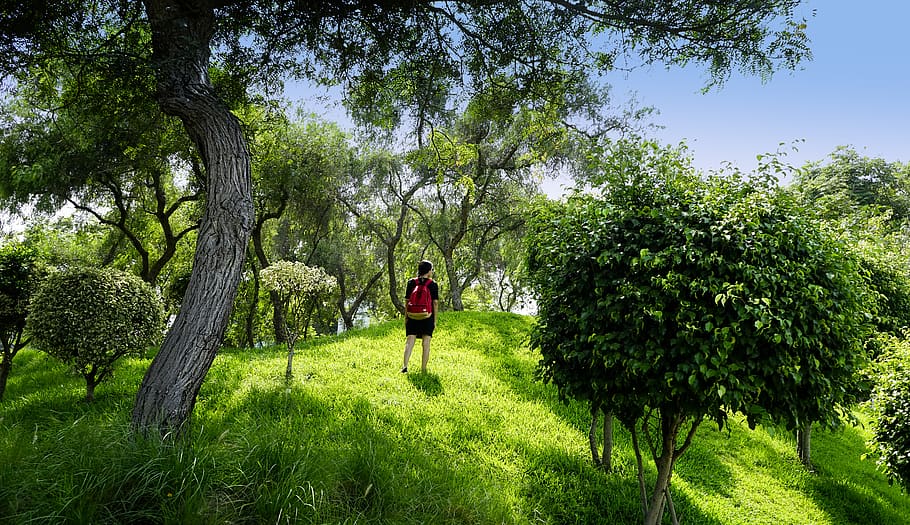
xmin=868 ymin=334 xmax=910 ymax=491
xmin=526 ymin=164 xmax=874 ymax=525
xmin=0 ymin=241 xmax=46 ymax=400
xmin=27 ymin=267 xmax=165 ymax=401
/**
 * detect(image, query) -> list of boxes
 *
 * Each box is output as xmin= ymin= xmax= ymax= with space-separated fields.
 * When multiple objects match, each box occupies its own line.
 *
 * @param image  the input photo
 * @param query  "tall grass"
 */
xmin=0 ymin=311 xmax=907 ymax=524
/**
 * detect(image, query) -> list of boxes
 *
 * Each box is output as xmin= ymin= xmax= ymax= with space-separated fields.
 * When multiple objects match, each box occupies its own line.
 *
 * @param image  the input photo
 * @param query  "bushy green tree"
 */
xmin=868 ymin=334 xmax=910 ymax=491
xmin=27 ymin=267 xmax=165 ymax=402
xmin=260 ymin=261 xmax=338 ymax=382
xmin=526 ymin=150 xmax=873 ymax=525
xmin=790 ymin=148 xmax=910 ymax=337
xmin=0 ymin=241 xmax=46 ymax=400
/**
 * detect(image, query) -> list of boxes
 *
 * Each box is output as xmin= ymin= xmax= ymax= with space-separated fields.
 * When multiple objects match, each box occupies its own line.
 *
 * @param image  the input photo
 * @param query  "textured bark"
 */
xmin=132 ymin=0 xmax=254 ymax=435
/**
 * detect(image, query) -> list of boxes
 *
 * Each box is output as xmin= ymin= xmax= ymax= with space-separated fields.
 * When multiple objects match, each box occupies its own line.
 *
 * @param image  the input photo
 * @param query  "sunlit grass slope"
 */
xmin=0 ymin=311 xmax=907 ymax=524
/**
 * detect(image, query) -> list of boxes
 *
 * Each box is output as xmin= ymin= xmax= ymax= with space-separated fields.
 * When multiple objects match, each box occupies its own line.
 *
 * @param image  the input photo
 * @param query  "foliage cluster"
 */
xmin=0 ymin=0 xmax=818 ymax=433
xmin=0 ymin=242 xmax=44 ymax=350
xmin=529 ymin=171 xmax=872 ymax=429
xmin=259 ymin=260 xmax=338 ymax=339
xmin=790 ymin=147 xmax=910 ymax=338
xmin=0 ymin=240 xmax=46 ymax=400
xmin=867 ymin=334 xmax=910 ymax=491
xmin=26 ymin=267 xmax=165 ymax=401
xmin=788 ymin=147 xmax=910 ymax=483
xmin=526 ymin=155 xmax=874 ymax=523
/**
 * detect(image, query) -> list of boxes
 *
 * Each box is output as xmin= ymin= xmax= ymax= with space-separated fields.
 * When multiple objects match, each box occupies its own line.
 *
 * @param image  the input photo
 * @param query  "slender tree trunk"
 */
xmin=587 ymin=402 xmax=613 ymax=472
xmin=602 ymin=408 xmax=614 ymax=473
xmin=644 ymin=441 xmax=676 ymax=525
xmin=337 ymin=268 xmax=384 ymax=331
xmin=337 ymin=272 xmax=355 ymax=330
xmin=442 ymin=252 xmax=464 ymax=311
xmin=85 ymin=376 xmax=97 ymax=403
xmin=797 ymin=423 xmax=812 ymax=469
xmin=632 ymin=409 xmax=699 ymax=525
xmin=132 ymin=0 xmax=254 ymax=435
xmin=0 ymin=335 xmax=26 ymax=401
xmin=589 ymin=403 xmax=601 ymax=466
xmin=285 ymin=338 xmax=296 ymax=383
xmin=243 ymin=250 xmax=259 ymax=348
xmin=387 ymin=240 xmax=404 ymax=313
xmin=252 ymin=211 xmax=288 ymax=344
xmin=270 ymin=290 xmax=288 ymax=344
xmin=0 ymin=355 xmax=11 ymax=401
xmin=631 ymin=425 xmax=649 ymax=519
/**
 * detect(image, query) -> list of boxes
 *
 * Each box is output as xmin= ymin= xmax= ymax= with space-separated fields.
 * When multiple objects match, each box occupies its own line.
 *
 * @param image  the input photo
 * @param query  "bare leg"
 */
xmin=402 ymin=334 xmax=417 ymax=372
xmin=421 ymin=335 xmax=432 ymax=372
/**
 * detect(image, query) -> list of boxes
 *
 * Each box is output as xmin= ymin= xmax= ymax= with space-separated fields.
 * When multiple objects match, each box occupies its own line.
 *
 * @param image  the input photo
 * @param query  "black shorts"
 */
xmin=406 ymin=316 xmax=435 ymax=337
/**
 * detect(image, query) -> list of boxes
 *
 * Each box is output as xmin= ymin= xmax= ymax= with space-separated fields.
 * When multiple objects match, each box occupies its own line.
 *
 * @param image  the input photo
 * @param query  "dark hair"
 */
xmin=417 ymin=260 xmax=433 ymax=276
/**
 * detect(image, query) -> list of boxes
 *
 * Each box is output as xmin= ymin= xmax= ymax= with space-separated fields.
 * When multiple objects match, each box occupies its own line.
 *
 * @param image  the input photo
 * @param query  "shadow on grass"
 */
xmin=523 ymin=444 xmax=726 ymax=525
xmin=807 ymin=423 xmax=910 ymax=525
xmin=407 ymin=371 xmax=443 ymax=396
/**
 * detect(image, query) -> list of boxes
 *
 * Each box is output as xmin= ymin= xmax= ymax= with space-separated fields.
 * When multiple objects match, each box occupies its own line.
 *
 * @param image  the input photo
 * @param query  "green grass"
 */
xmin=0 ymin=311 xmax=908 ymax=524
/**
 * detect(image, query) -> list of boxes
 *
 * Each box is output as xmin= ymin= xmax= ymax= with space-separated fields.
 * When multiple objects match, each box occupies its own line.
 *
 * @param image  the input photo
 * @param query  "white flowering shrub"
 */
xmin=26 ymin=267 xmax=165 ymax=402
xmin=260 ymin=261 xmax=338 ymax=380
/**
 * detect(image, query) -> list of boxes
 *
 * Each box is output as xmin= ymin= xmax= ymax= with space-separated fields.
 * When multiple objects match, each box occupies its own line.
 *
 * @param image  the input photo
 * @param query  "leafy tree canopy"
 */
xmin=0 ymin=0 xmax=816 ymax=434
xmin=527 ymin=145 xmax=875 ymax=523
xmin=528 ymin=164 xmax=873 ymax=429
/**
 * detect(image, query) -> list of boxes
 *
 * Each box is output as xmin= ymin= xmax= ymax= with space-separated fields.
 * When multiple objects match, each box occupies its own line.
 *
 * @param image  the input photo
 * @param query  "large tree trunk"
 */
xmin=132 ymin=0 xmax=254 ymax=435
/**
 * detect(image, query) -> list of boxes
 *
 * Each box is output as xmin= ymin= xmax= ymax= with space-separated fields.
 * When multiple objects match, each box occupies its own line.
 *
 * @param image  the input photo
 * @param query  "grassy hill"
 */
xmin=0 ymin=311 xmax=907 ymax=524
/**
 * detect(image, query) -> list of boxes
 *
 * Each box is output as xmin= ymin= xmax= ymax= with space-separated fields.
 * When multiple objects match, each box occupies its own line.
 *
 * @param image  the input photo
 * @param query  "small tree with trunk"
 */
xmin=0 ymin=241 xmax=46 ymax=400
xmin=526 ymin=143 xmax=873 ymax=525
xmin=260 ymin=261 xmax=338 ymax=382
xmin=26 ymin=267 xmax=165 ymax=402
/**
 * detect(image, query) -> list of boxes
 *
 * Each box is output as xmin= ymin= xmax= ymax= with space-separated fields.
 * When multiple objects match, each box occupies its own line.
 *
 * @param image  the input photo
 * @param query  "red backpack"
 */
xmin=406 ymin=278 xmax=434 ymax=320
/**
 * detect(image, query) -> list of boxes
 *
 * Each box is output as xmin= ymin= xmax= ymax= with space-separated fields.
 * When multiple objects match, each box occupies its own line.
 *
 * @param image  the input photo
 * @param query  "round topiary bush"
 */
xmin=27 ymin=267 xmax=165 ymax=401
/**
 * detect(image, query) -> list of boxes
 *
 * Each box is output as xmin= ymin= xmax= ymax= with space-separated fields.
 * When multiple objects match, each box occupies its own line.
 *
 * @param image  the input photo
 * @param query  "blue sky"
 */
xmin=607 ymin=0 xmax=909 ymax=173
xmin=289 ymin=1 xmax=908 ymax=176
